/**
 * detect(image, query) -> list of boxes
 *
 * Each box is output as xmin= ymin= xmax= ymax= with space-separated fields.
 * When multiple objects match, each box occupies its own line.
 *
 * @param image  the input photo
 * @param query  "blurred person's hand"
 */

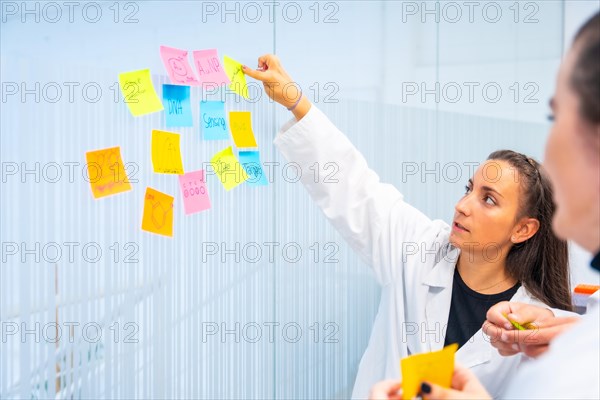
xmin=369 ymin=379 xmax=402 ymax=400
xmin=420 ymin=365 xmax=491 ymax=400
xmin=483 ymin=301 xmax=580 ymax=358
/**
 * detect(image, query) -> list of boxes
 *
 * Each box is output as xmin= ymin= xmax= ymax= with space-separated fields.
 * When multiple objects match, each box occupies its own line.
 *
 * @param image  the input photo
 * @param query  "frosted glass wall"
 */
xmin=1 ymin=1 xmax=581 ymax=399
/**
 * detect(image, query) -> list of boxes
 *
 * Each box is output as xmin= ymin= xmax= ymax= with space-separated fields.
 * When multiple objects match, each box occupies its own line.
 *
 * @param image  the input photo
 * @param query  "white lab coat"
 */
xmin=503 ymin=291 xmax=599 ymax=399
xmin=273 ymin=105 xmax=567 ymax=399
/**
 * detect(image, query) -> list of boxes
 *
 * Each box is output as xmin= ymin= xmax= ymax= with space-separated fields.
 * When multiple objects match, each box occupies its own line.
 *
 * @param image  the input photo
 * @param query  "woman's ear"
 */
xmin=511 ymin=218 xmax=541 ymax=244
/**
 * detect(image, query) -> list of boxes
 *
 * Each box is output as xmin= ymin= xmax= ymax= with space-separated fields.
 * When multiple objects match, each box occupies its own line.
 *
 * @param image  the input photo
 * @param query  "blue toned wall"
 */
xmin=1 ymin=1 xmax=596 ymax=399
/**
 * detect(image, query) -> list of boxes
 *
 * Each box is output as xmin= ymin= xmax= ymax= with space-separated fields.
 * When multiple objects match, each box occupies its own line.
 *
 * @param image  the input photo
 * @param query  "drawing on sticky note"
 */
xmin=160 ymin=45 xmax=199 ymax=85
xmin=151 ymin=130 xmax=184 ymax=174
xmin=142 ymin=187 xmax=174 ymax=237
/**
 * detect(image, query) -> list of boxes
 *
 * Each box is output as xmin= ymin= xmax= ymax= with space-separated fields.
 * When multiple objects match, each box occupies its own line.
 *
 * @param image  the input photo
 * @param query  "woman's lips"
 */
xmin=453 ymin=221 xmax=470 ymax=233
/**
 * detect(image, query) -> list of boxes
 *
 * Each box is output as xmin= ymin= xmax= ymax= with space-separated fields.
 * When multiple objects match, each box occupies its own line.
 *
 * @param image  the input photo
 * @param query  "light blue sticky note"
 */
xmin=238 ymin=150 xmax=268 ymax=187
xmin=163 ymin=84 xmax=193 ymax=127
xmin=200 ymin=100 xmax=229 ymax=140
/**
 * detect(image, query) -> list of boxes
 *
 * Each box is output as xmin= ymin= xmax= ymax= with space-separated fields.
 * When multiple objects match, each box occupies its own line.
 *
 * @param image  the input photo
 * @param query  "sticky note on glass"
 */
xmin=85 ymin=146 xmax=132 ymax=198
xmin=193 ymin=49 xmax=230 ymax=86
xmin=178 ymin=170 xmax=211 ymax=215
xmin=229 ymin=111 xmax=257 ymax=148
xmin=159 ymin=45 xmax=199 ymax=86
xmin=400 ymin=343 xmax=458 ymax=400
xmin=210 ymin=147 xmax=248 ymax=191
xmin=118 ymin=69 xmax=164 ymax=116
xmin=200 ymin=100 xmax=229 ymax=140
xmin=163 ymin=84 xmax=193 ymax=127
xmin=239 ymin=151 xmax=268 ymax=186
xmin=141 ymin=187 xmax=174 ymax=237
xmin=223 ymin=55 xmax=249 ymax=99
xmin=151 ymin=130 xmax=184 ymax=174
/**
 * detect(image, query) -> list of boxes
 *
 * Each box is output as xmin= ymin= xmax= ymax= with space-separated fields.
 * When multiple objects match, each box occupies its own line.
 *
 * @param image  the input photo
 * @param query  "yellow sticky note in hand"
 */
xmin=118 ymin=69 xmax=164 ymax=116
xmin=223 ymin=56 xmax=249 ymax=99
xmin=210 ymin=146 xmax=248 ymax=191
xmin=400 ymin=343 xmax=458 ymax=400
xmin=85 ymin=146 xmax=132 ymax=198
xmin=151 ymin=130 xmax=184 ymax=174
xmin=141 ymin=187 xmax=174 ymax=237
xmin=229 ymin=111 xmax=258 ymax=148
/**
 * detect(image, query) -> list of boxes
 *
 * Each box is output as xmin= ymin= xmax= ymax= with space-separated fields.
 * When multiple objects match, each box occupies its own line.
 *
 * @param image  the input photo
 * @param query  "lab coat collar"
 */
xmin=422 ymin=244 xmax=460 ymax=288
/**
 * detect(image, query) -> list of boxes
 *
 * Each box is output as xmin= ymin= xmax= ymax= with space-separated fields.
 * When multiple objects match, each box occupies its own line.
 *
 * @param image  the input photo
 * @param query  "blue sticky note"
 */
xmin=163 ymin=84 xmax=193 ymax=127
xmin=238 ymin=150 xmax=268 ymax=187
xmin=200 ymin=100 xmax=229 ymax=140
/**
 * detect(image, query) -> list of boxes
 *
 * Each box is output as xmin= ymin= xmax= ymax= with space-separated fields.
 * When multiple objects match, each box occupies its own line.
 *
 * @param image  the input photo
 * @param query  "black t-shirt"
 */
xmin=444 ymin=268 xmax=521 ymax=349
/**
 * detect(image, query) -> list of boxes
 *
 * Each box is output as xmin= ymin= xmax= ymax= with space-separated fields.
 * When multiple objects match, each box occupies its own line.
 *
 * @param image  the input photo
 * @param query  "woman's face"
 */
xmin=544 ymin=44 xmax=600 ymax=253
xmin=449 ymin=160 xmax=535 ymax=256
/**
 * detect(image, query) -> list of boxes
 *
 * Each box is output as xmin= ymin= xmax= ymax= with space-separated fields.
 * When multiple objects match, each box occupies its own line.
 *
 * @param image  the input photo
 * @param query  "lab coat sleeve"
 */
xmin=273 ymin=105 xmax=435 ymax=286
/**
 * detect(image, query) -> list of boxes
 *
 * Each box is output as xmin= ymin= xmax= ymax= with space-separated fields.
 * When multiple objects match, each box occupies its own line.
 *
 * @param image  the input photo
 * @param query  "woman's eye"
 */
xmin=547 ymin=114 xmax=555 ymax=122
xmin=484 ymin=195 xmax=496 ymax=205
xmin=464 ymin=185 xmax=472 ymax=194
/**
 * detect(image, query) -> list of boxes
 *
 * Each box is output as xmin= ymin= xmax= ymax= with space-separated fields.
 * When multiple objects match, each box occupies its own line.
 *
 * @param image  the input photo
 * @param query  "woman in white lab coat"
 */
xmin=375 ymin=11 xmax=599 ymax=400
xmin=243 ymin=58 xmax=573 ymax=398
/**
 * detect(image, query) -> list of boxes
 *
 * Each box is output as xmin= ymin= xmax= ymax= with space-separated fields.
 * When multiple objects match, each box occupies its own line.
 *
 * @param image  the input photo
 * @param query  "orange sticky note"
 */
xmin=141 ymin=187 xmax=174 ymax=237
xmin=210 ymin=146 xmax=248 ymax=191
xmin=229 ymin=111 xmax=257 ymax=148
xmin=85 ymin=146 xmax=132 ymax=199
xmin=400 ymin=344 xmax=458 ymax=399
xmin=151 ymin=130 xmax=184 ymax=174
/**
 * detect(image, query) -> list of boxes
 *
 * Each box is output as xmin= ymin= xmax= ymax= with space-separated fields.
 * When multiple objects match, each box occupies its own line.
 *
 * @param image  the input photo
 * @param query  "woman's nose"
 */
xmin=455 ymin=194 xmax=472 ymax=216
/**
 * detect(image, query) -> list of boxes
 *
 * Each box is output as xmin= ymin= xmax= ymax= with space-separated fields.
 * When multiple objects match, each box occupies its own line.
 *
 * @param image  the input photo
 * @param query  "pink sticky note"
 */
xmin=178 ymin=170 xmax=211 ymax=215
xmin=159 ymin=45 xmax=200 ymax=85
xmin=193 ymin=49 xmax=230 ymax=87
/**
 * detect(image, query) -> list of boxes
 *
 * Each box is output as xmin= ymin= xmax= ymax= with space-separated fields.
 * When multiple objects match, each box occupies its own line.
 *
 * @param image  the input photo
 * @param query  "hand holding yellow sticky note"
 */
xmin=151 ymin=130 xmax=184 ymax=174
xmin=118 ymin=69 xmax=164 ymax=116
xmin=400 ymin=344 xmax=458 ymax=399
xmin=141 ymin=187 xmax=174 ymax=237
xmin=223 ymin=56 xmax=249 ymax=99
xmin=229 ymin=111 xmax=258 ymax=148
xmin=210 ymin=146 xmax=248 ymax=191
xmin=85 ymin=146 xmax=132 ymax=198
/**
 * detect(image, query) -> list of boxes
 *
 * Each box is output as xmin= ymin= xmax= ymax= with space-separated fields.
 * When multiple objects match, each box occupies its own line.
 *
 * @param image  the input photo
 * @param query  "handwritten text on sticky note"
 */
xmin=223 ymin=55 xmax=249 ymax=99
xmin=85 ymin=146 xmax=132 ymax=198
xmin=200 ymin=100 xmax=229 ymax=140
xmin=229 ymin=111 xmax=257 ymax=148
xmin=193 ymin=49 xmax=230 ymax=86
xmin=178 ymin=170 xmax=211 ymax=215
xmin=238 ymin=150 xmax=268 ymax=186
xmin=118 ymin=69 xmax=164 ymax=116
xmin=210 ymin=146 xmax=248 ymax=191
xmin=163 ymin=84 xmax=193 ymax=127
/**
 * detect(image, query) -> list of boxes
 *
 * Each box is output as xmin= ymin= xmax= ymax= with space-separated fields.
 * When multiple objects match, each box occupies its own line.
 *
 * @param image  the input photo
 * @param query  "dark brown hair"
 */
xmin=571 ymin=12 xmax=600 ymax=126
xmin=488 ymin=150 xmax=572 ymax=311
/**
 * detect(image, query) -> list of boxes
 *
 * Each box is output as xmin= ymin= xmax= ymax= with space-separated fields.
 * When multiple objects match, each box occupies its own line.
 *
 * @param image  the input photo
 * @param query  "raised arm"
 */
xmin=244 ymin=55 xmax=440 ymax=285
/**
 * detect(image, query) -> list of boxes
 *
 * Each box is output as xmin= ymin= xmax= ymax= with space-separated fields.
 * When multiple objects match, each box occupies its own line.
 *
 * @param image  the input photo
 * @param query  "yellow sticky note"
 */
xmin=151 ymin=130 xmax=184 ymax=174
xmin=400 ymin=343 xmax=458 ymax=400
xmin=229 ymin=111 xmax=258 ymax=148
xmin=118 ymin=69 xmax=164 ymax=116
xmin=210 ymin=146 xmax=248 ymax=191
xmin=85 ymin=146 xmax=132 ymax=199
xmin=141 ymin=187 xmax=174 ymax=237
xmin=223 ymin=56 xmax=249 ymax=99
